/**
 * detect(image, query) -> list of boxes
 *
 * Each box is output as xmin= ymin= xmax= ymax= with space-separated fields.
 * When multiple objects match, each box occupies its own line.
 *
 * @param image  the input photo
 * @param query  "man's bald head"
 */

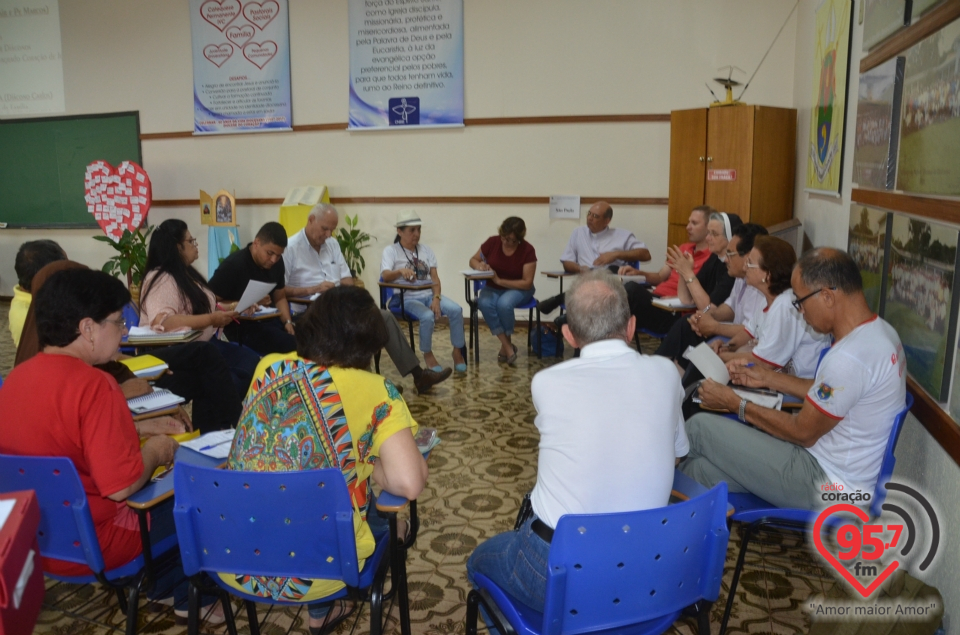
xmin=796 ymin=247 xmax=863 ymax=294
xmin=565 ymin=269 xmax=631 ymax=345
xmin=586 ymin=201 xmax=613 ymax=233
xmin=305 ymin=203 xmax=340 ymax=248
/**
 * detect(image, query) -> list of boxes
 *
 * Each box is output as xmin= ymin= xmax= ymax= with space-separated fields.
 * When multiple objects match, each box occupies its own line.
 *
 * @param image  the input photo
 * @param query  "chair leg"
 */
xmin=465 ymin=590 xmax=481 ymax=635
xmin=115 ymin=588 xmax=128 ymax=614
xmin=535 ymin=309 xmax=541 ymax=359
xmin=221 ymin=592 xmax=239 ymax=635
xmin=245 ymin=600 xmax=261 ymax=635
xmin=696 ymin=600 xmax=712 ymax=635
xmin=719 ymin=520 xmax=761 ymax=635
xmin=124 ymin=583 xmax=141 ymax=635
xmin=188 ymin=581 xmax=202 ymax=635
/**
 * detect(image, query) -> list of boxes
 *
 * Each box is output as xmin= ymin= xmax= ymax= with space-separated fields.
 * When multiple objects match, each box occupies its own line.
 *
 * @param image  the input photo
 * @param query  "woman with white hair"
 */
xmin=381 ymin=210 xmax=467 ymax=373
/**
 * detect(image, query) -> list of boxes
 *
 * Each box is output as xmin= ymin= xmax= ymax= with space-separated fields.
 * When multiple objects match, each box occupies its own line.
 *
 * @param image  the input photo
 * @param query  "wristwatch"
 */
xmin=284 ymin=319 xmax=293 ymax=325
xmin=686 ymin=276 xmax=696 ymax=284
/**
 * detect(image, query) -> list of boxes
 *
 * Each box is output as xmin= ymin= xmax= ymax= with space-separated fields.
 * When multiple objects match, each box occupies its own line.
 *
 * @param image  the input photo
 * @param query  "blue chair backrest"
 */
xmin=122 ymin=302 xmax=140 ymax=329
xmin=173 ymin=463 xmax=362 ymax=586
xmin=0 ymin=374 xmax=3 ymax=389
xmin=870 ymin=393 xmax=914 ymax=518
xmin=0 ymin=454 xmax=106 ymax=573
xmin=541 ymin=483 xmax=729 ymax=635
xmin=472 ymin=278 xmax=487 ymax=299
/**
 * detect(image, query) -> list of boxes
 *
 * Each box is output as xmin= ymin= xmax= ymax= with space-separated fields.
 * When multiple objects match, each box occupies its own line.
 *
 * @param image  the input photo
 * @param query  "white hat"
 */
xmin=396 ymin=210 xmax=422 ymax=227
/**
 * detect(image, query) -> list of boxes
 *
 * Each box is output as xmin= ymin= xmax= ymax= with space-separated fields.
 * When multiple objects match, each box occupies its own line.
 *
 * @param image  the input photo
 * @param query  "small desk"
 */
xmin=288 ymin=295 xmax=316 ymax=307
xmin=238 ymin=311 xmax=281 ymax=322
xmin=378 ymin=280 xmax=434 ymax=350
xmin=462 ymin=273 xmax=494 ymax=362
xmin=122 ymin=330 xmax=202 ymax=352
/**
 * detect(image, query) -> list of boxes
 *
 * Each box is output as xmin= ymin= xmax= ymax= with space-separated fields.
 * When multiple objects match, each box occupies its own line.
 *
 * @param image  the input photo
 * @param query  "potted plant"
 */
xmin=93 ymin=225 xmax=154 ymax=303
xmin=336 ymin=214 xmax=375 ymax=286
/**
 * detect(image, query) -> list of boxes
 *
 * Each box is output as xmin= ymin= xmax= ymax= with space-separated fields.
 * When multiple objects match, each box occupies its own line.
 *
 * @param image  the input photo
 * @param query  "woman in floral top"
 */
xmin=223 ymin=286 xmax=428 ymax=634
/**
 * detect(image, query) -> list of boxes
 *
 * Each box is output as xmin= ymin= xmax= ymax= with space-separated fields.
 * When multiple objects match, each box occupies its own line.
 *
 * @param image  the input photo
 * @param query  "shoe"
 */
xmin=308 ymin=600 xmax=357 ymax=635
xmin=505 ymin=344 xmax=518 ymax=365
xmin=146 ymin=597 xmax=173 ymax=613
xmin=454 ymin=363 xmax=468 ymax=373
xmin=537 ymin=294 xmax=563 ymax=315
xmin=414 ymin=367 xmax=452 ymax=394
xmin=174 ymin=600 xmax=226 ymax=626
xmin=430 ymin=365 xmax=444 ymax=372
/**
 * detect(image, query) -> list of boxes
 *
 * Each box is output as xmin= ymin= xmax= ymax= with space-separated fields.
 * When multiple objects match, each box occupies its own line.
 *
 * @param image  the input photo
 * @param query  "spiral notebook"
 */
xmin=127 ymin=388 xmax=185 ymax=415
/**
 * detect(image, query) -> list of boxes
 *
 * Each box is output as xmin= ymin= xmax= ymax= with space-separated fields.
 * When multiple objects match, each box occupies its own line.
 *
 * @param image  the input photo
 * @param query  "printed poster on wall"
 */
xmin=189 ymin=0 xmax=292 ymax=134
xmin=348 ymin=0 xmax=463 ymax=130
xmin=805 ymin=0 xmax=853 ymax=195
xmin=0 ymin=0 xmax=65 ymax=117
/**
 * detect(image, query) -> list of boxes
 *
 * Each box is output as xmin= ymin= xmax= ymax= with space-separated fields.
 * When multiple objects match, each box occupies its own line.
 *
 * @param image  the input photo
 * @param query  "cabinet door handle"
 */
xmin=699 ymin=156 xmax=705 ymax=162
xmin=706 ymin=156 xmax=713 ymax=162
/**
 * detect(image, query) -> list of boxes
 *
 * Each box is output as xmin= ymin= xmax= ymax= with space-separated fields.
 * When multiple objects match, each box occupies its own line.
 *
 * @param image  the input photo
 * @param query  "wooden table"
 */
xmin=378 ymin=280 xmax=434 ymax=350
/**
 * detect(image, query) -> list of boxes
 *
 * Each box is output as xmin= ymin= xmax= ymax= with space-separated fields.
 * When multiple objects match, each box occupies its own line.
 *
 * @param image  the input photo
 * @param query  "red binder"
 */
xmin=0 ymin=491 xmax=44 ymax=635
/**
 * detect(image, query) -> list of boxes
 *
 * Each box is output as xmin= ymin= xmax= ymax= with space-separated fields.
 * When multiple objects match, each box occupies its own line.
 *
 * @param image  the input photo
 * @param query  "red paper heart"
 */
xmin=204 ymin=43 xmax=234 ymax=67
xmin=243 ymin=40 xmax=277 ymax=69
xmin=813 ymin=504 xmax=900 ymax=598
xmin=200 ymin=0 xmax=241 ymax=31
xmin=225 ymin=24 xmax=255 ymax=48
xmin=242 ymin=0 xmax=279 ymax=30
xmin=84 ymin=161 xmax=152 ymax=242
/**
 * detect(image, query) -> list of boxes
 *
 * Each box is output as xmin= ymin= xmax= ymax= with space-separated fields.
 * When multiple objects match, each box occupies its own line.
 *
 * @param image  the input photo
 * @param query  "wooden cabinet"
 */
xmin=667 ymin=105 xmax=797 ymax=247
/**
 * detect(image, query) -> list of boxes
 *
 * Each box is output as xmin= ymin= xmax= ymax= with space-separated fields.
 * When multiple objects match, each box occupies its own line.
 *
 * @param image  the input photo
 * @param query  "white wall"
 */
xmin=0 ymin=0 xmax=800 ymax=298
xmin=791 ymin=2 xmax=959 ymax=628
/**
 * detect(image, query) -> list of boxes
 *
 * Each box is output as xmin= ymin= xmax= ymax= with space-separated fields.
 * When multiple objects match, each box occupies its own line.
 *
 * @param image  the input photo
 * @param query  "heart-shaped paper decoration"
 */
xmin=813 ymin=504 xmax=900 ymax=598
xmin=225 ymin=24 xmax=255 ymax=48
xmin=243 ymin=40 xmax=277 ymax=69
xmin=84 ymin=161 xmax=152 ymax=242
xmin=200 ymin=0 xmax=241 ymax=31
xmin=242 ymin=0 xmax=279 ymax=30
xmin=204 ymin=43 xmax=234 ymax=67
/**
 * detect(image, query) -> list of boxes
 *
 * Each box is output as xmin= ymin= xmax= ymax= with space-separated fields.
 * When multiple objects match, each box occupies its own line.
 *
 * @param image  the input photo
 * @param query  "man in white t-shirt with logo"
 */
xmin=685 ymin=248 xmax=906 ymax=509
xmin=282 ymin=204 xmax=451 ymax=394
xmin=467 ymin=269 xmax=688 ymax=612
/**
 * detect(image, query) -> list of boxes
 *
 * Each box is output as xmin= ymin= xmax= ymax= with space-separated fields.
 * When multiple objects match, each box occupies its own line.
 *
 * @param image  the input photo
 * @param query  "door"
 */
xmin=704 ymin=106 xmax=754 ymax=219
xmin=668 ymin=109 xmax=707 ymax=226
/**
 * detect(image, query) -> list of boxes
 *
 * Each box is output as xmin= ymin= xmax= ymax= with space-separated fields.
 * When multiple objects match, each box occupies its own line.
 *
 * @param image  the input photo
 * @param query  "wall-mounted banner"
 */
xmin=348 ymin=0 xmax=463 ymax=130
xmin=0 ymin=0 xmax=65 ymax=117
xmin=189 ymin=0 xmax=292 ymax=134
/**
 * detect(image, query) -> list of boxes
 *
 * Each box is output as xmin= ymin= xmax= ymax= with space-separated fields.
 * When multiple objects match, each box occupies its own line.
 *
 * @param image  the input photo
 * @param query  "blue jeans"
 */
xmin=307 ymin=491 xmax=391 ymax=619
xmin=476 ymin=287 xmax=535 ymax=337
xmin=466 ymin=517 xmax=550 ymax=614
xmin=389 ymin=294 xmax=465 ymax=353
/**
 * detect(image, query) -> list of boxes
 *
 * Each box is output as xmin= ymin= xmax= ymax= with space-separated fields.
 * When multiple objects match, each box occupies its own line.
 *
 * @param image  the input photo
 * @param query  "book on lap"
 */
xmin=127 ymin=388 xmax=185 ymax=415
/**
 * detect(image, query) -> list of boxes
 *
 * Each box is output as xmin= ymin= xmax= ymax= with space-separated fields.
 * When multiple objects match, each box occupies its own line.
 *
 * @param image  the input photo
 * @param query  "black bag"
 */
xmin=531 ymin=325 xmax=563 ymax=357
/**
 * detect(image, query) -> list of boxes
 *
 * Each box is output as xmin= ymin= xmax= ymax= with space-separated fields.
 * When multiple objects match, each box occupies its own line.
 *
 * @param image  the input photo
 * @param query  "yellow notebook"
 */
xmin=120 ymin=355 xmax=168 ymax=378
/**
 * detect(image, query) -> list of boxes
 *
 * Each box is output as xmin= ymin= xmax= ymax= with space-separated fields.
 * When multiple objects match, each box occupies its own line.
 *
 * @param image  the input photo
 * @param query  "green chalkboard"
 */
xmin=0 ymin=112 xmax=142 ymax=228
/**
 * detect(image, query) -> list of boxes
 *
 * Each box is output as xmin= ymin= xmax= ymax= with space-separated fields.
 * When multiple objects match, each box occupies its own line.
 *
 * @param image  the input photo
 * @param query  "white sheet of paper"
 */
xmin=460 ymin=269 xmax=494 ymax=277
xmin=180 ymin=429 xmax=236 ymax=458
xmin=620 ymin=275 xmax=646 ymax=284
xmin=0 ymin=498 xmax=15 ymax=532
xmin=549 ymin=195 xmax=580 ymax=220
xmin=652 ymin=296 xmax=696 ymax=310
xmin=236 ymin=280 xmax=277 ymax=314
xmin=683 ymin=342 xmax=730 ymax=384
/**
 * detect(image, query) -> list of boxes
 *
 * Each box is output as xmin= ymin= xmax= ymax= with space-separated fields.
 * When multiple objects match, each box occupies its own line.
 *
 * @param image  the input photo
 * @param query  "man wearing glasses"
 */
xmin=536 ymin=201 xmax=650 ymax=315
xmin=681 ymin=248 xmax=907 ymax=510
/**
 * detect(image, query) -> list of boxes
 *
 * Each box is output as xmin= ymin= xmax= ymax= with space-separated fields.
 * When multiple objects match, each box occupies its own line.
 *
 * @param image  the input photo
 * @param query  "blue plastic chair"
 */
xmin=471 ymin=279 xmax=541 ymax=361
xmin=466 ymin=483 xmax=730 ymax=635
xmin=0 ymin=454 xmax=178 ymax=635
xmin=379 ymin=280 xmax=418 ymax=350
xmin=173 ymin=463 xmax=407 ymax=635
xmin=718 ymin=393 xmax=914 ymax=634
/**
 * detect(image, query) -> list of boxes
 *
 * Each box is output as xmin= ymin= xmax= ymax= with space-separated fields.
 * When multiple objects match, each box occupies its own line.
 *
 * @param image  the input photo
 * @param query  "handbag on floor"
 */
xmin=531 ymin=325 xmax=563 ymax=357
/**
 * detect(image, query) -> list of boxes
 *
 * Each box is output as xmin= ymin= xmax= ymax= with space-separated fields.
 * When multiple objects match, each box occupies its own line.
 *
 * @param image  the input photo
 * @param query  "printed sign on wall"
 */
xmin=0 ymin=0 xmax=65 ymax=117
xmin=348 ymin=0 xmax=463 ymax=130
xmin=189 ymin=0 xmax=292 ymax=134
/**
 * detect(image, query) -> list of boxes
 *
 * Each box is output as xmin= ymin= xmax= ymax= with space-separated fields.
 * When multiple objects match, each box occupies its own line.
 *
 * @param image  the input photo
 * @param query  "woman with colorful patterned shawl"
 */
xmin=222 ymin=286 xmax=428 ymax=634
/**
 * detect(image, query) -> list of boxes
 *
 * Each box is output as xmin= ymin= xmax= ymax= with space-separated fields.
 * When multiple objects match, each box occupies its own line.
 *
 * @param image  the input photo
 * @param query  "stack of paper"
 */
xmin=120 ymin=355 xmax=169 ymax=378
xmin=252 ymin=306 xmax=279 ymax=316
xmin=180 ymin=429 xmax=237 ymax=459
xmin=126 ymin=326 xmax=200 ymax=344
xmin=460 ymin=269 xmax=494 ymax=277
xmin=127 ymin=388 xmax=185 ymax=415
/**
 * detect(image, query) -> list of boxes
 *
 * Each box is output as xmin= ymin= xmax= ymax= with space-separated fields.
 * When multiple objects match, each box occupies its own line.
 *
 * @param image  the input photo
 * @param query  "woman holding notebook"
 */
xmin=140 ymin=219 xmax=261 ymax=397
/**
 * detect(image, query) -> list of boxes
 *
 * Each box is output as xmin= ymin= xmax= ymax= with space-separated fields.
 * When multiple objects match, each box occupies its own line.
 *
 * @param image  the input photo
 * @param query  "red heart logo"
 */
xmin=242 ymin=0 xmax=279 ymax=30
xmin=243 ymin=41 xmax=277 ymax=69
xmin=813 ymin=504 xmax=900 ymax=598
xmin=200 ymin=0 xmax=241 ymax=31
xmin=83 ymin=161 xmax=152 ymax=242
xmin=204 ymin=43 xmax=234 ymax=67
xmin=225 ymin=24 xmax=255 ymax=48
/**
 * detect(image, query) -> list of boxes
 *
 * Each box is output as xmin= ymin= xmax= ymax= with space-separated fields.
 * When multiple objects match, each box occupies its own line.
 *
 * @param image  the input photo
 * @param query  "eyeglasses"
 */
xmin=103 ymin=317 xmax=128 ymax=330
xmin=791 ymin=288 xmax=835 ymax=311
xmin=745 ymin=261 xmax=761 ymax=269
xmin=184 ymin=238 xmax=198 ymax=246
xmin=724 ymin=250 xmax=740 ymax=259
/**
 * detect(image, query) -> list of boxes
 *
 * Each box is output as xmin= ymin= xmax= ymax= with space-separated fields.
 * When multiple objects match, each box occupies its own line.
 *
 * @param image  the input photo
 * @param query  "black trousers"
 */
xmin=655 ymin=316 xmax=706 ymax=368
xmin=623 ymin=282 xmax=680 ymax=335
xmin=152 ymin=341 xmax=242 ymax=433
xmin=223 ymin=319 xmax=297 ymax=357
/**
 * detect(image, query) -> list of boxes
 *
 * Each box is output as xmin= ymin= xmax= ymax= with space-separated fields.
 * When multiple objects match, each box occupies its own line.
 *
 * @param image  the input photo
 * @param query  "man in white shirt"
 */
xmin=687 ymin=248 xmax=907 ymax=509
xmin=536 ymin=201 xmax=650 ymax=314
xmin=282 ymin=204 xmax=451 ymax=394
xmin=467 ymin=269 xmax=688 ymax=613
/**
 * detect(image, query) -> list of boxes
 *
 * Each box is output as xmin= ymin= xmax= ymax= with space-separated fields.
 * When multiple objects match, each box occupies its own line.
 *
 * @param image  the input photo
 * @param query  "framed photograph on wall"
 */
xmin=852 ymin=57 xmax=906 ymax=190
xmin=862 ymin=0 xmax=911 ymax=52
xmin=896 ymin=18 xmax=960 ymax=197
xmin=885 ymin=213 xmax=960 ymax=401
xmin=848 ymin=204 xmax=891 ymax=314
xmin=805 ymin=0 xmax=854 ymax=195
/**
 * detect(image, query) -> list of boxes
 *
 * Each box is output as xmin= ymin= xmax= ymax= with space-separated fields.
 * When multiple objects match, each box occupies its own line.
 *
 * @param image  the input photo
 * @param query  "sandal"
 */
xmin=506 ymin=344 xmax=518 ymax=365
xmin=308 ymin=600 xmax=357 ymax=635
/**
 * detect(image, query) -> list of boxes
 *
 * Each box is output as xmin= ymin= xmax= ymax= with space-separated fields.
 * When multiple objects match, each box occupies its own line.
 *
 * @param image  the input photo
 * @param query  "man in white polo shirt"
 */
xmin=686 ymin=248 xmax=907 ymax=509
xmin=536 ymin=200 xmax=650 ymax=314
xmin=282 ymin=203 xmax=451 ymax=394
xmin=467 ymin=269 xmax=688 ymax=612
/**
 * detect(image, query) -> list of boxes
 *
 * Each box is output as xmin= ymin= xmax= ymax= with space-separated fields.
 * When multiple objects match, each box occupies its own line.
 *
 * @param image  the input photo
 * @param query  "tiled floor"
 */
xmin=0 ymin=302 xmax=847 ymax=634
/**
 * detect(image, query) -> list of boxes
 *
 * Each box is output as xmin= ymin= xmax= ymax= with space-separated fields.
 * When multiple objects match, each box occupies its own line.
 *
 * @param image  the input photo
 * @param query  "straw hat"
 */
xmin=396 ymin=210 xmax=422 ymax=227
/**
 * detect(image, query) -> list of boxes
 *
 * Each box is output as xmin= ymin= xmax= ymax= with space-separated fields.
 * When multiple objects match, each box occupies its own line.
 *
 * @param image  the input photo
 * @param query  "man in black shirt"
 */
xmin=208 ymin=222 xmax=298 ymax=355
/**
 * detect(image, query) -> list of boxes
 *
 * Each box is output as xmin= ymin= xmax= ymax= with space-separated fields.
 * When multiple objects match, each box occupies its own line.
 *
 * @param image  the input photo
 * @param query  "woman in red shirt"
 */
xmin=468 ymin=217 xmax=537 ymax=364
